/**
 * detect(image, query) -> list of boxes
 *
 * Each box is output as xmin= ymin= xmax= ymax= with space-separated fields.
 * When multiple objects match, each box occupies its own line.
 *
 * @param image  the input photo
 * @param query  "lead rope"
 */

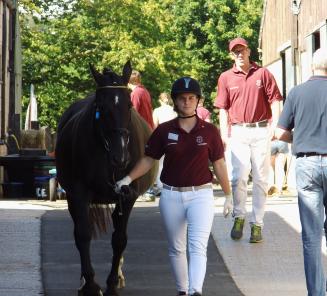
xmin=114 ymin=113 xmax=132 ymax=217
xmin=110 ymin=173 xmax=123 ymax=216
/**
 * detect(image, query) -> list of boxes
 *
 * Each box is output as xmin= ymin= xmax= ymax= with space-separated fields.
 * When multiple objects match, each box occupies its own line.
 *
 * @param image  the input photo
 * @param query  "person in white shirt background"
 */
xmin=151 ymin=92 xmax=177 ymax=195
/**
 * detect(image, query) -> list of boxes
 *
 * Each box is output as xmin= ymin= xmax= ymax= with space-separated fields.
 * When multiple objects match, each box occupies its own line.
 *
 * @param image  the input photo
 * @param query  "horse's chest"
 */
xmin=75 ymin=153 xmax=110 ymax=181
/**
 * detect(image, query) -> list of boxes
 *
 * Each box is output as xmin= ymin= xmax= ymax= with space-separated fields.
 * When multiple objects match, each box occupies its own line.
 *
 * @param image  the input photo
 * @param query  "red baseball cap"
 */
xmin=228 ymin=37 xmax=248 ymax=51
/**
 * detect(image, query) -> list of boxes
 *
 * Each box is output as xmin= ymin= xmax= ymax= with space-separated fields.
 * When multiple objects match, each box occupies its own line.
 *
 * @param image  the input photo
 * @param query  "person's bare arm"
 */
xmin=270 ymin=100 xmax=281 ymax=139
xmin=129 ymin=156 xmax=155 ymax=181
xmin=116 ymin=156 xmax=155 ymax=190
xmin=219 ymin=109 xmax=229 ymax=146
xmin=275 ymin=127 xmax=293 ymax=143
xmin=213 ymin=157 xmax=233 ymax=217
xmin=271 ymin=100 xmax=281 ymax=126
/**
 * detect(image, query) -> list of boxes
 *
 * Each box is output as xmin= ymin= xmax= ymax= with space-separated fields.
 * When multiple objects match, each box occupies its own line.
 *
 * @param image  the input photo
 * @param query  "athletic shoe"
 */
xmin=137 ymin=194 xmax=155 ymax=202
xmin=268 ymin=185 xmax=279 ymax=196
xmin=231 ymin=217 xmax=245 ymax=240
xmin=249 ymin=224 xmax=263 ymax=243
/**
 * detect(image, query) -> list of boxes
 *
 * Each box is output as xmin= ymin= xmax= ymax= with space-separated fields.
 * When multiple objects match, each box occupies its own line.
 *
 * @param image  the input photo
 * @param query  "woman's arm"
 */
xmin=116 ymin=156 xmax=155 ymax=189
xmin=212 ymin=157 xmax=233 ymax=217
xmin=129 ymin=156 xmax=155 ymax=181
xmin=212 ymin=158 xmax=231 ymax=195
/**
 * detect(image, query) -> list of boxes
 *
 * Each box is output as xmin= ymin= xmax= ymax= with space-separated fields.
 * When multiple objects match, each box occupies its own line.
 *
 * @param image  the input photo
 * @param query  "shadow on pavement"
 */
xmin=41 ymin=206 xmax=243 ymax=296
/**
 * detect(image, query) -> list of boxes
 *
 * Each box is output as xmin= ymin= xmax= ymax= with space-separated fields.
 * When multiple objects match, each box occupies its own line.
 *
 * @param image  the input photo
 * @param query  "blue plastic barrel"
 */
xmin=34 ymin=176 xmax=51 ymax=199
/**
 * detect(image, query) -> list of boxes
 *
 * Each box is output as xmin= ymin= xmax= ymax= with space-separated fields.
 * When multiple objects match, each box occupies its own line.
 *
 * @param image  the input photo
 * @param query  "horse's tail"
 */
xmin=89 ymin=204 xmax=112 ymax=238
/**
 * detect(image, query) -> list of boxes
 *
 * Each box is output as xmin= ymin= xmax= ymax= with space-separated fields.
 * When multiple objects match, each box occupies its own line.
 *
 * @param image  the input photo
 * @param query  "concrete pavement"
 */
xmin=41 ymin=204 xmax=242 ymax=296
xmin=0 ymin=201 xmax=51 ymax=296
xmin=0 ymin=192 xmax=326 ymax=295
xmin=212 ymin=193 xmax=327 ymax=296
xmin=0 ymin=199 xmax=71 ymax=296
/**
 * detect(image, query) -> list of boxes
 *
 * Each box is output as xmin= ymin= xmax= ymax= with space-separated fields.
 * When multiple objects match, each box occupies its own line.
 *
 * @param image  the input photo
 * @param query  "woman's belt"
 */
xmin=162 ymin=183 xmax=212 ymax=192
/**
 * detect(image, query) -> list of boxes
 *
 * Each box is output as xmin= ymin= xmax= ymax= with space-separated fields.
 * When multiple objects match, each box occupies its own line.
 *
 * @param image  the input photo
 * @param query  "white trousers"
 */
xmin=230 ymin=125 xmax=271 ymax=226
xmin=159 ymin=187 xmax=214 ymax=294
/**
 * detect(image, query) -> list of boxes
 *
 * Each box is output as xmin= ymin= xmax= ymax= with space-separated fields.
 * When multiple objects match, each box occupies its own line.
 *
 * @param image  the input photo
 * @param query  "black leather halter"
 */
xmin=94 ymin=84 xmax=131 ymax=153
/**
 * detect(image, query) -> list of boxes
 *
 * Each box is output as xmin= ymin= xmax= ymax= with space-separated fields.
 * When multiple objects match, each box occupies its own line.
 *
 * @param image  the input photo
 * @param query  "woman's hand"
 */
xmin=223 ymin=194 xmax=233 ymax=218
xmin=115 ymin=176 xmax=132 ymax=193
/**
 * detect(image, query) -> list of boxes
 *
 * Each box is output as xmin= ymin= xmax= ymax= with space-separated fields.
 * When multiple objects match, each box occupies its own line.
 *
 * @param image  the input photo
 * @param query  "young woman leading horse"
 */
xmin=116 ymin=77 xmax=232 ymax=296
xmin=55 ymin=61 xmax=157 ymax=296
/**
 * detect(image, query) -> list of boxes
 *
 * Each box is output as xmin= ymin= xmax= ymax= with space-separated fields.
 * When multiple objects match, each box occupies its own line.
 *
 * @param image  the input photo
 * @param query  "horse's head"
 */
xmin=90 ymin=61 xmax=132 ymax=169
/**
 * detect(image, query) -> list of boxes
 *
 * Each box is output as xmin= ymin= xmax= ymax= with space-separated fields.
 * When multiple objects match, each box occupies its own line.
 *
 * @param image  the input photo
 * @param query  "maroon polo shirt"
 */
xmin=131 ymin=85 xmax=154 ymax=129
xmin=214 ymin=62 xmax=282 ymax=124
xmin=145 ymin=117 xmax=224 ymax=187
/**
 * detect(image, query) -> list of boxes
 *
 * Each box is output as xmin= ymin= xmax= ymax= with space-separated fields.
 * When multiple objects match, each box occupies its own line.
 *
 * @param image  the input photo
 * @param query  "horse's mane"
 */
xmin=127 ymin=109 xmax=158 ymax=195
xmin=57 ymin=95 xmax=95 ymax=133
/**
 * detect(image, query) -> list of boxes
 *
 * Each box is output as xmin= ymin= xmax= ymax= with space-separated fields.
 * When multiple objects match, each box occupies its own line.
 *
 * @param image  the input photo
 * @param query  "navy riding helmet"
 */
xmin=171 ymin=77 xmax=202 ymax=100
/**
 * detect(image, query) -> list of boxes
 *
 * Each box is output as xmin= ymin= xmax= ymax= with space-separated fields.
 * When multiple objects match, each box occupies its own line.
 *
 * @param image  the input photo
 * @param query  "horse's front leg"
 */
xmin=117 ymin=256 xmax=125 ymax=289
xmin=104 ymin=199 xmax=135 ymax=296
xmin=68 ymin=195 xmax=103 ymax=296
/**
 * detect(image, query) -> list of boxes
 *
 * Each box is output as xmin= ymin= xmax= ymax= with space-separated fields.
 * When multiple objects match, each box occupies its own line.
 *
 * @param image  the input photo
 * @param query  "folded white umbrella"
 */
xmin=24 ymin=84 xmax=38 ymax=130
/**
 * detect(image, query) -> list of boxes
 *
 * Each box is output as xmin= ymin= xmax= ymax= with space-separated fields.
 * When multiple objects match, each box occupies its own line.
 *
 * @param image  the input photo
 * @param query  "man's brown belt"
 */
xmin=232 ymin=120 xmax=268 ymax=128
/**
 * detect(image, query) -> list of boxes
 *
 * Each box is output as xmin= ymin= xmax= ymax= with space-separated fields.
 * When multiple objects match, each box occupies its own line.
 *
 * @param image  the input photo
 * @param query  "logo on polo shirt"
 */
xmin=229 ymin=86 xmax=238 ymax=91
xmin=196 ymin=135 xmax=207 ymax=146
xmin=196 ymin=136 xmax=203 ymax=144
xmin=256 ymin=79 xmax=262 ymax=88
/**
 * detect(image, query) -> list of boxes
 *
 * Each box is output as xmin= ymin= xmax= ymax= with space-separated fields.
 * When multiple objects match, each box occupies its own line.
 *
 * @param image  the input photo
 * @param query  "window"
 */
xmin=313 ymin=30 xmax=320 ymax=51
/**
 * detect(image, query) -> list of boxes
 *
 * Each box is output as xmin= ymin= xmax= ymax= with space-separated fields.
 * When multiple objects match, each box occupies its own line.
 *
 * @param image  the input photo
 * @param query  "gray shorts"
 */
xmin=271 ymin=140 xmax=289 ymax=155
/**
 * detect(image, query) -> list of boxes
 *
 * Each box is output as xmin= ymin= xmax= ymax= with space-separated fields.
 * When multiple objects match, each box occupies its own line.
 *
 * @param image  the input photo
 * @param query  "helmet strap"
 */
xmin=178 ymin=113 xmax=197 ymax=119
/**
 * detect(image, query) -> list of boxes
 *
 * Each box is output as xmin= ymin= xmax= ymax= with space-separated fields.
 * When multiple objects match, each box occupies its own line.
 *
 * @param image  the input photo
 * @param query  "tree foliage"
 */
xmin=20 ymin=0 xmax=263 ymax=129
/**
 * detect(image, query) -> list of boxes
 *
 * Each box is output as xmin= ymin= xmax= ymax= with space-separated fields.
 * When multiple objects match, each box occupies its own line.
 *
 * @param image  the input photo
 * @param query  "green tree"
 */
xmin=20 ymin=0 xmax=263 ymax=129
xmin=167 ymin=0 xmax=263 ymax=108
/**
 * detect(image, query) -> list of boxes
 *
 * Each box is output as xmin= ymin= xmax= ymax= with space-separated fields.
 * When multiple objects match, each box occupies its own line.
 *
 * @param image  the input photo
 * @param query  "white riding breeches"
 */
xmin=159 ymin=186 xmax=214 ymax=294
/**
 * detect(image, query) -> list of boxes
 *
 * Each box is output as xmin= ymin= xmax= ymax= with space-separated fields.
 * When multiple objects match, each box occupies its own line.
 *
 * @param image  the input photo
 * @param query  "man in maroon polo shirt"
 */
xmin=128 ymin=70 xmax=154 ymax=129
xmin=116 ymin=77 xmax=232 ymax=296
xmin=215 ymin=37 xmax=283 ymax=243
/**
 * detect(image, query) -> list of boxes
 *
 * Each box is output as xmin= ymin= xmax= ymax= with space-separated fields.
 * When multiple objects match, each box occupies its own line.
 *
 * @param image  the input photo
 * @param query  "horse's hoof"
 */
xmin=117 ymin=276 xmax=125 ymax=289
xmin=103 ymin=287 xmax=119 ymax=296
xmin=77 ymin=277 xmax=103 ymax=296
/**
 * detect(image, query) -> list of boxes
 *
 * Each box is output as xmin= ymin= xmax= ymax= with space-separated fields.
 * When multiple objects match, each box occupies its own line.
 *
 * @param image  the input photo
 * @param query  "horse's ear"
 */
xmin=89 ymin=64 xmax=102 ymax=85
xmin=122 ymin=61 xmax=132 ymax=85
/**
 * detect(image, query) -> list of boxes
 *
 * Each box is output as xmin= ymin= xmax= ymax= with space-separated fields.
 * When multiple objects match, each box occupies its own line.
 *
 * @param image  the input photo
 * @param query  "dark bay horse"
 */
xmin=55 ymin=61 xmax=157 ymax=296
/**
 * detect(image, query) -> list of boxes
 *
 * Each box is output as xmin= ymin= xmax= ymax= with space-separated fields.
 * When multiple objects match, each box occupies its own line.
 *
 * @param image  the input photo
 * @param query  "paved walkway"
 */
xmin=41 ymin=203 xmax=241 ymax=296
xmin=0 ymin=201 xmax=50 ymax=296
xmin=212 ymin=193 xmax=327 ymax=296
xmin=0 ymin=193 xmax=326 ymax=295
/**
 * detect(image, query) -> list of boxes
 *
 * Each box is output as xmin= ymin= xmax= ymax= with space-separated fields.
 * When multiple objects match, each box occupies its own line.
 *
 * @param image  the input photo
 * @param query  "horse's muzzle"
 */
xmin=111 ymin=153 xmax=130 ymax=169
